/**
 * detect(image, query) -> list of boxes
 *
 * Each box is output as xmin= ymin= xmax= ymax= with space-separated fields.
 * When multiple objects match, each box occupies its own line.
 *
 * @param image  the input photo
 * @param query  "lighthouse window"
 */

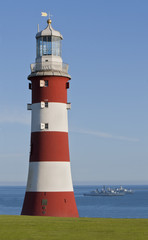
xmin=66 ymin=82 xmax=69 ymax=89
xmin=29 ymin=83 xmax=32 ymax=90
xmin=45 ymin=123 xmax=48 ymax=129
xmin=42 ymin=199 xmax=47 ymax=205
xmin=45 ymin=102 xmax=48 ymax=108
xmin=45 ymin=80 xmax=48 ymax=87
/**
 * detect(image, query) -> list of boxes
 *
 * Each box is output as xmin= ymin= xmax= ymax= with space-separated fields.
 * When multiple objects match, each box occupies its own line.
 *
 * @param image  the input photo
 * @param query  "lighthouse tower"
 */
xmin=21 ymin=18 xmax=79 ymax=217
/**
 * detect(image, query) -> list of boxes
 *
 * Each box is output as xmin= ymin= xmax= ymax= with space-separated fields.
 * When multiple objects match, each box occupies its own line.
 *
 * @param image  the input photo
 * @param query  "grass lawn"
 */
xmin=0 ymin=215 xmax=148 ymax=240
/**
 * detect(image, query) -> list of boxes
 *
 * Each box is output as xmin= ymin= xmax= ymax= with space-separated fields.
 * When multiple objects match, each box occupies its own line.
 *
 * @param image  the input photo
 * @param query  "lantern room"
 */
xmin=35 ymin=19 xmax=63 ymax=64
xmin=36 ymin=36 xmax=61 ymax=57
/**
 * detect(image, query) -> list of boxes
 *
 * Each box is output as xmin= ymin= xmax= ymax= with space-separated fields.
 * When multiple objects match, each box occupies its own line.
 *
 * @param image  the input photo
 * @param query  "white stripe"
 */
xmin=26 ymin=162 xmax=73 ymax=192
xmin=31 ymin=102 xmax=68 ymax=132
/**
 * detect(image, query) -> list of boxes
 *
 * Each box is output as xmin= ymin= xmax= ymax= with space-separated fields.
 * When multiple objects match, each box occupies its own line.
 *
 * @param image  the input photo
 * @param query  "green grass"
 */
xmin=0 ymin=215 xmax=148 ymax=240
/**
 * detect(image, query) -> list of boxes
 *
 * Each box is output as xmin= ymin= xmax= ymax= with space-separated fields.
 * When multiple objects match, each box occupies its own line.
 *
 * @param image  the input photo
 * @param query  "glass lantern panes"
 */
xmin=39 ymin=38 xmax=42 ymax=56
xmin=52 ymin=36 xmax=61 ymax=56
xmin=43 ymin=37 xmax=47 ymax=55
xmin=47 ymin=36 xmax=52 ymax=54
xmin=36 ymin=36 xmax=61 ymax=57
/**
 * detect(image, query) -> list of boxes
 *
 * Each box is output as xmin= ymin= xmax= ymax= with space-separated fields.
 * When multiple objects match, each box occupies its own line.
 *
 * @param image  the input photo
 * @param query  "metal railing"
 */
xmin=30 ymin=62 xmax=69 ymax=73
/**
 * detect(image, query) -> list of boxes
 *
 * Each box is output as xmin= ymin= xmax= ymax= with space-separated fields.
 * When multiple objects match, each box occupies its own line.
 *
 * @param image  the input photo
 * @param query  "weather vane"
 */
xmin=41 ymin=11 xmax=53 ymax=20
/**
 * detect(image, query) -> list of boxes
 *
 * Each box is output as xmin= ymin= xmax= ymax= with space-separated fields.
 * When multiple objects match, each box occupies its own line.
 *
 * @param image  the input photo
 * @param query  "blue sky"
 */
xmin=0 ymin=0 xmax=148 ymax=185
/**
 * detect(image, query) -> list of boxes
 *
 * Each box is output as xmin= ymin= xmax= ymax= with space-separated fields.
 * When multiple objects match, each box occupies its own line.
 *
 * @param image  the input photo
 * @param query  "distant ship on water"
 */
xmin=84 ymin=186 xmax=134 ymax=196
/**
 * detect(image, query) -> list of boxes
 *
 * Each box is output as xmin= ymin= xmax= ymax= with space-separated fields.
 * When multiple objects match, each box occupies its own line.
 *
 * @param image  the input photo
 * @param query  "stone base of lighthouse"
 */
xmin=21 ymin=192 xmax=79 ymax=217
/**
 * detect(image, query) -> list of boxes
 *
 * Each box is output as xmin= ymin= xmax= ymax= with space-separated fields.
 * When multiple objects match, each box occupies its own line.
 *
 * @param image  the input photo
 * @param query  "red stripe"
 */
xmin=30 ymin=76 xmax=70 ymax=104
xmin=21 ymin=191 xmax=79 ymax=217
xmin=30 ymin=132 xmax=70 ymax=162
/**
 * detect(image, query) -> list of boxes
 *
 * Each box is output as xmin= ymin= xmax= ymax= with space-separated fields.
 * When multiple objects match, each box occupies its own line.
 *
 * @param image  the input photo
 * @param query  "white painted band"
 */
xmin=26 ymin=162 xmax=73 ymax=192
xmin=31 ymin=102 xmax=68 ymax=133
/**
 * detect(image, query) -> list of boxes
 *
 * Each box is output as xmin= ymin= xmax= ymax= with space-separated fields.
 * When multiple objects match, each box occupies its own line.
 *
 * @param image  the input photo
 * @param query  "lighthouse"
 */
xmin=21 ymin=17 xmax=79 ymax=217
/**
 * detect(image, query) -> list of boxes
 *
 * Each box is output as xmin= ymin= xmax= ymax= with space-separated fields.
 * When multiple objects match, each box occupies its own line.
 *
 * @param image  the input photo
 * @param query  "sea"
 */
xmin=0 ymin=185 xmax=148 ymax=218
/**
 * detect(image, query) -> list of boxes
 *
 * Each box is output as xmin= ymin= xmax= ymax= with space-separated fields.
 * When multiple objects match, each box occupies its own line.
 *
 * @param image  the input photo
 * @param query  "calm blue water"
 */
xmin=0 ymin=185 xmax=148 ymax=218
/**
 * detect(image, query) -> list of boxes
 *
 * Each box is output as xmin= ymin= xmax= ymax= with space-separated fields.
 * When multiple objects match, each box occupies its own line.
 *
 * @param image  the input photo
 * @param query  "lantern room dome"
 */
xmin=36 ymin=20 xmax=63 ymax=39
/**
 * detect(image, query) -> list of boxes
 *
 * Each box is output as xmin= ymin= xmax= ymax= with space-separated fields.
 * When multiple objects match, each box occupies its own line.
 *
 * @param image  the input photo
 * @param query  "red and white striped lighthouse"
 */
xmin=21 ymin=17 xmax=79 ymax=217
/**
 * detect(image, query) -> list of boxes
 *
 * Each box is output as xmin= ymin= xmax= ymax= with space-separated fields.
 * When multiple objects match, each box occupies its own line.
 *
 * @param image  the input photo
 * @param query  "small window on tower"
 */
xmin=29 ymin=83 xmax=32 ymax=90
xmin=40 ymin=80 xmax=45 ymax=87
xmin=42 ymin=199 xmax=48 ymax=206
xmin=41 ymin=102 xmax=45 ymax=109
xmin=40 ymin=123 xmax=45 ymax=130
xmin=27 ymin=104 xmax=32 ymax=110
xmin=45 ymin=102 xmax=48 ymax=108
xmin=30 ymin=143 xmax=33 ymax=156
xmin=45 ymin=123 xmax=48 ymax=129
xmin=45 ymin=80 xmax=48 ymax=87
xmin=66 ymin=82 xmax=69 ymax=89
